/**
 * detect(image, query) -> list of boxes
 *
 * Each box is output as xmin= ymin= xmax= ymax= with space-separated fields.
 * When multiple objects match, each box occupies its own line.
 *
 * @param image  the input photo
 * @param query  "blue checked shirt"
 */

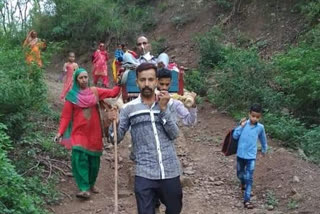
xmin=114 ymin=96 xmax=181 ymax=180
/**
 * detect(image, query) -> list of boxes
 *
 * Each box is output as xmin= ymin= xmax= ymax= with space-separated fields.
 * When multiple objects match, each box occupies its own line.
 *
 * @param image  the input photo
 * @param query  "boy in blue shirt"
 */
xmin=233 ymin=104 xmax=267 ymax=209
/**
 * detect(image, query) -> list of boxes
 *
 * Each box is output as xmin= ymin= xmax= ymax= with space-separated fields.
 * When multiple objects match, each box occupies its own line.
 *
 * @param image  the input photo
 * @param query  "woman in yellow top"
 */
xmin=23 ymin=30 xmax=46 ymax=67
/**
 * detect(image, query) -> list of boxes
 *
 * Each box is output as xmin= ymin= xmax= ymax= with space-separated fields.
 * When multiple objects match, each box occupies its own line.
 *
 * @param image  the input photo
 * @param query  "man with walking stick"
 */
xmin=109 ymin=63 xmax=183 ymax=214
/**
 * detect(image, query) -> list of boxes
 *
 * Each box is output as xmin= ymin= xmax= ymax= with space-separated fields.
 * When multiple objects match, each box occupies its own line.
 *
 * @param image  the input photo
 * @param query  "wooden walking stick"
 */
xmin=97 ymin=90 xmax=123 ymax=213
xmin=113 ymin=119 xmax=119 ymax=213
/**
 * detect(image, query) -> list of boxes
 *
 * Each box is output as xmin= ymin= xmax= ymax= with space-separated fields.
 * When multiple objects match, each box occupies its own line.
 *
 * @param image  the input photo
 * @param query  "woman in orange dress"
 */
xmin=23 ymin=30 xmax=46 ymax=67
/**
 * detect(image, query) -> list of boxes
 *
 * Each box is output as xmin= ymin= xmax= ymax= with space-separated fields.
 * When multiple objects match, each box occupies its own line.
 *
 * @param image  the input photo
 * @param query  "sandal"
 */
xmin=76 ymin=191 xmax=90 ymax=199
xmin=244 ymin=201 xmax=254 ymax=209
xmin=90 ymin=186 xmax=100 ymax=194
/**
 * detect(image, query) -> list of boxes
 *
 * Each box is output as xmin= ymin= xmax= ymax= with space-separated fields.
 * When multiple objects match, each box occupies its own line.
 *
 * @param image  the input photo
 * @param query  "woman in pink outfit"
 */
xmin=60 ymin=52 xmax=79 ymax=101
xmin=92 ymin=42 xmax=109 ymax=87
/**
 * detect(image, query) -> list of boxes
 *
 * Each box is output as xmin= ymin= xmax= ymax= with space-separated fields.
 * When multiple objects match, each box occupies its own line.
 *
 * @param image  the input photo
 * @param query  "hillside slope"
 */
xmin=149 ymin=0 xmax=305 ymax=68
xmin=48 ymin=1 xmax=320 ymax=213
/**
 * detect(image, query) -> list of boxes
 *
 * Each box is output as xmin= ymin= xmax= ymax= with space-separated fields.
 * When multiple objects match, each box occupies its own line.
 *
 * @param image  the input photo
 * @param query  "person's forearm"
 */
xmin=260 ymin=130 xmax=268 ymax=153
xmin=181 ymin=107 xmax=197 ymax=126
xmin=98 ymin=86 xmax=121 ymax=100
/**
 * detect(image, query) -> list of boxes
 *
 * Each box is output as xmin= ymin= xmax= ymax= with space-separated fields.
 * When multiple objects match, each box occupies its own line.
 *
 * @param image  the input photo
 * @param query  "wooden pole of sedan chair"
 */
xmin=113 ymin=119 xmax=119 ymax=213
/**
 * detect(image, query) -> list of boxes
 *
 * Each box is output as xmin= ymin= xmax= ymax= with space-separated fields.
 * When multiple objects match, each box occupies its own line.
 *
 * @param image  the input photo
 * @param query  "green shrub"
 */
xmin=158 ymin=2 xmax=169 ymax=12
xmin=195 ymin=27 xmax=226 ymax=68
xmin=212 ymin=46 xmax=285 ymax=112
xmin=301 ymin=1 xmax=320 ymax=25
xmin=0 ymin=123 xmax=13 ymax=151
xmin=299 ymin=126 xmax=320 ymax=164
xmin=34 ymin=0 xmax=120 ymax=42
xmin=185 ymin=69 xmax=208 ymax=96
xmin=0 ymin=37 xmax=65 ymax=212
xmin=288 ymin=199 xmax=299 ymax=210
xmin=194 ymin=25 xmax=320 ymax=162
xmin=303 ymin=24 xmax=320 ymax=49
xmin=171 ymin=14 xmax=195 ymax=30
xmin=25 ymin=176 xmax=62 ymax=205
xmin=151 ymin=37 xmax=167 ymax=56
xmin=33 ymin=1 xmax=156 ymax=46
xmin=263 ymin=113 xmax=305 ymax=149
xmin=216 ymin=0 xmax=233 ymax=10
xmin=233 ymin=30 xmax=252 ymax=48
xmin=142 ymin=18 xmax=158 ymax=32
xmin=0 ymin=38 xmax=47 ymax=140
xmin=0 ymin=124 xmax=47 ymax=214
xmin=265 ymin=190 xmax=279 ymax=207
xmin=8 ymin=122 xmax=67 ymax=207
xmin=273 ymin=25 xmax=320 ymax=124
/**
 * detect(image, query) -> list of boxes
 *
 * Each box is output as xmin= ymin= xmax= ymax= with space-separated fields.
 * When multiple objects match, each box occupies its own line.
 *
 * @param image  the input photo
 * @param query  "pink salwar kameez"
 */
xmin=92 ymin=50 xmax=109 ymax=87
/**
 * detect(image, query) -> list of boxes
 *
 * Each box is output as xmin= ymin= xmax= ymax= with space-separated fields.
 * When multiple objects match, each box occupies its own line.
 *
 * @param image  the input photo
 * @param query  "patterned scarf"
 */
xmin=65 ymin=68 xmax=97 ymax=107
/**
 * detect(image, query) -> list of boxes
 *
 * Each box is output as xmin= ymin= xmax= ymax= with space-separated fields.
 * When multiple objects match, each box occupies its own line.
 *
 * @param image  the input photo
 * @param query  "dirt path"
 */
xmin=47 ymin=68 xmax=320 ymax=214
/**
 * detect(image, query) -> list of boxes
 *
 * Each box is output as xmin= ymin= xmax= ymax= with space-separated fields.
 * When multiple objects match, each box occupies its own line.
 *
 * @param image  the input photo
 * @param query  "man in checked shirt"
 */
xmin=110 ymin=62 xmax=183 ymax=214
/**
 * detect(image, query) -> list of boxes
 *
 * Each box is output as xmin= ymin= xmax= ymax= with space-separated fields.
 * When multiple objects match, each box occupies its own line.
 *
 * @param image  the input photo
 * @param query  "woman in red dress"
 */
xmin=92 ymin=42 xmax=109 ymax=87
xmin=55 ymin=68 xmax=120 ymax=199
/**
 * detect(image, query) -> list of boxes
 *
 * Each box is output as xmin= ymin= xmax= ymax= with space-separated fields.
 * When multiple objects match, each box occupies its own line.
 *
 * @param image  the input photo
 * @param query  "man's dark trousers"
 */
xmin=135 ymin=176 xmax=183 ymax=214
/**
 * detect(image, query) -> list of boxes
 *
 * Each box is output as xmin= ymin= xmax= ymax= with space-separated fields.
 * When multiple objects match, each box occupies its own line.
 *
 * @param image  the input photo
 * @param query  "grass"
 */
xmin=158 ymin=2 xmax=169 ymax=12
xmin=265 ymin=190 xmax=279 ymax=207
xmin=288 ymin=199 xmax=299 ymax=210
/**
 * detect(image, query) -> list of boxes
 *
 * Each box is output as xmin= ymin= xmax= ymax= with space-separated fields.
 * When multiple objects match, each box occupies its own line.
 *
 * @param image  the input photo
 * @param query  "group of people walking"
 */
xmin=32 ymin=32 xmax=267 ymax=213
xmin=52 ymin=35 xmax=198 ymax=213
xmin=58 ymin=41 xmax=112 ymax=101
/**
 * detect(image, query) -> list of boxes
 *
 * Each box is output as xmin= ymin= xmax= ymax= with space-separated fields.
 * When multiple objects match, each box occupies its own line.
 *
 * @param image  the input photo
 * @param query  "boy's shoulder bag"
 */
xmin=221 ymin=129 xmax=238 ymax=156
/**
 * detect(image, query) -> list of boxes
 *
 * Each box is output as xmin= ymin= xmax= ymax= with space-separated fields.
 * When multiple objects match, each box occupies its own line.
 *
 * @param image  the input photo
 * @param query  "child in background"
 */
xmin=232 ymin=104 xmax=268 ymax=209
xmin=60 ymin=52 xmax=79 ymax=101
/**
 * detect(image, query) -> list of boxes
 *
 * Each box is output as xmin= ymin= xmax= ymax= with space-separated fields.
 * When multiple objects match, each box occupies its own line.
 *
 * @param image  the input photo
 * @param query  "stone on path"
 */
xmin=293 ymin=175 xmax=300 ymax=183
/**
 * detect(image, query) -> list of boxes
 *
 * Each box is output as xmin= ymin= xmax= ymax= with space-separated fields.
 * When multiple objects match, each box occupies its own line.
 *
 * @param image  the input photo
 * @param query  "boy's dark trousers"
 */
xmin=134 ymin=176 xmax=183 ymax=214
